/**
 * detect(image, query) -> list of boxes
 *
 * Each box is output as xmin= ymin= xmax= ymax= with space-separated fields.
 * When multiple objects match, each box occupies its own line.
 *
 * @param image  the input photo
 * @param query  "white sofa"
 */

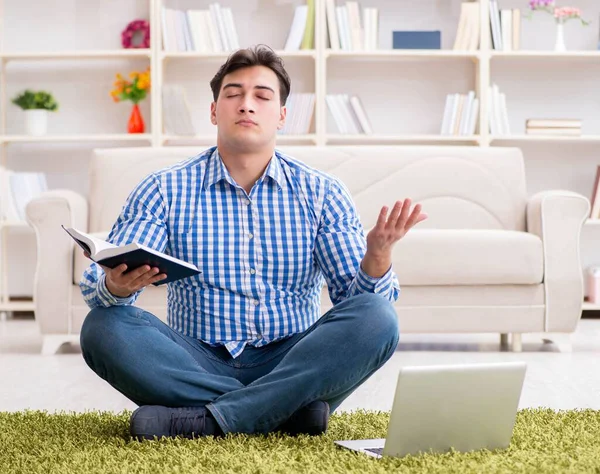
xmin=26 ymin=145 xmax=590 ymax=355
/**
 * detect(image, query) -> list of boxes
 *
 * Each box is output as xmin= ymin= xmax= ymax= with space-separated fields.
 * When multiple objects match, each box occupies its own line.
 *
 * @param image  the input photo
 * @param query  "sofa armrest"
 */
xmin=526 ymin=190 xmax=590 ymax=332
xmin=25 ymin=190 xmax=88 ymax=335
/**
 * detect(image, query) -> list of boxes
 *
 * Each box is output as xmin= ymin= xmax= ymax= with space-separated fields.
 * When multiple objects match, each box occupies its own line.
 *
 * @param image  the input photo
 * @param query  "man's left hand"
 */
xmin=366 ymin=198 xmax=428 ymax=258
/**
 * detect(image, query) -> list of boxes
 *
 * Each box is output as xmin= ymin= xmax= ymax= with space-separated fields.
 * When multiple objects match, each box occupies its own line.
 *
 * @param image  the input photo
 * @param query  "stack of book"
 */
xmin=162 ymin=85 xmax=196 ymax=136
xmin=453 ymin=2 xmax=481 ymax=51
xmin=324 ymin=0 xmax=378 ymax=51
xmin=284 ymin=0 xmax=315 ymax=51
xmin=326 ymin=94 xmax=373 ymax=134
xmin=440 ymin=91 xmax=479 ymax=136
xmin=525 ymin=119 xmax=582 ymax=136
xmin=488 ymin=83 xmax=511 ymax=135
xmin=161 ymin=3 xmax=240 ymax=52
xmin=278 ymin=93 xmax=316 ymax=135
xmin=489 ymin=0 xmax=521 ymax=51
xmin=0 ymin=167 xmax=48 ymax=223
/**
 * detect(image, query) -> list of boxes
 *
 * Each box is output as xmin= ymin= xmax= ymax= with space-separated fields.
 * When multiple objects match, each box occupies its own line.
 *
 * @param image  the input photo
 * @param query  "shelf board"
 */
xmin=490 ymin=135 xmax=600 ymax=143
xmin=0 ymin=301 xmax=34 ymax=312
xmin=585 ymin=219 xmax=600 ymax=226
xmin=162 ymin=134 xmax=317 ymax=144
xmin=2 ymin=49 xmax=151 ymax=61
xmin=162 ymin=50 xmax=316 ymax=60
xmin=491 ymin=51 xmax=600 ymax=59
xmin=326 ymin=49 xmax=479 ymax=60
xmin=583 ymin=302 xmax=600 ymax=311
xmin=2 ymin=134 xmax=152 ymax=143
xmin=326 ymin=134 xmax=481 ymax=144
xmin=0 ymin=220 xmax=29 ymax=228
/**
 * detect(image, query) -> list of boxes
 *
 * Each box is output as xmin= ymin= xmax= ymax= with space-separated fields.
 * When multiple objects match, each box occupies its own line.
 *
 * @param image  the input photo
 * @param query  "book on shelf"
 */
xmin=0 ymin=167 xmax=48 ymax=224
xmin=161 ymin=3 xmax=239 ymax=53
xmin=525 ymin=118 xmax=582 ymax=136
xmin=488 ymin=83 xmax=510 ymax=135
xmin=325 ymin=0 xmax=378 ymax=51
xmin=590 ymin=166 xmax=600 ymax=219
xmin=285 ymin=0 xmax=315 ymax=51
xmin=489 ymin=1 xmax=521 ymax=51
xmin=62 ymin=226 xmax=201 ymax=286
xmin=453 ymin=2 xmax=481 ymax=51
xmin=278 ymin=93 xmax=316 ymax=135
xmin=162 ymin=84 xmax=197 ymax=136
xmin=326 ymin=94 xmax=373 ymax=135
xmin=440 ymin=90 xmax=479 ymax=136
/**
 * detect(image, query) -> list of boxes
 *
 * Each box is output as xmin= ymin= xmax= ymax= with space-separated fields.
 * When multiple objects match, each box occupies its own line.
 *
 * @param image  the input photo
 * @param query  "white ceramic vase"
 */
xmin=554 ymin=22 xmax=566 ymax=52
xmin=24 ymin=109 xmax=48 ymax=136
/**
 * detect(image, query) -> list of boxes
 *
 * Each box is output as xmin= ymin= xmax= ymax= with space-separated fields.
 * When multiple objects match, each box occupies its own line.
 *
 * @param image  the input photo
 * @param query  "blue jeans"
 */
xmin=80 ymin=293 xmax=400 ymax=434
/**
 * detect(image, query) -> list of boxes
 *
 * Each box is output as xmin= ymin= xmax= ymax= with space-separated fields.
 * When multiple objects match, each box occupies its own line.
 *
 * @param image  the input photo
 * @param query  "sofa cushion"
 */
xmin=392 ymin=229 xmax=544 ymax=286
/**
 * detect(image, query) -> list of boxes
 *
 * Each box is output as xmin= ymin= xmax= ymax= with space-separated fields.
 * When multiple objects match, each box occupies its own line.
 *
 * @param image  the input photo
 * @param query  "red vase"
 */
xmin=128 ymin=103 xmax=145 ymax=133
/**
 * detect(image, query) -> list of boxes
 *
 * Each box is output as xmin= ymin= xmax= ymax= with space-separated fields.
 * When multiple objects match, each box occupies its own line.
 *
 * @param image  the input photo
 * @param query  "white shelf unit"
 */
xmin=0 ymin=0 xmax=599 ymax=313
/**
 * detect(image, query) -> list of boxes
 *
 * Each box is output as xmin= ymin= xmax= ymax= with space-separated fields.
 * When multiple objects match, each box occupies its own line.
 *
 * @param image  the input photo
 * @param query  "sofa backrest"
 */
xmin=89 ymin=145 xmax=528 ymax=233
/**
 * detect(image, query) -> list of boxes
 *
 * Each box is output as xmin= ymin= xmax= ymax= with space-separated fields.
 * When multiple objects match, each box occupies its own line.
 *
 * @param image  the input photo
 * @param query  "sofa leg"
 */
xmin=42 ymin=335 xmax=79 ymax=356
xmin=500 ymin=333 xmax=509 ymax=347
xmin=511 ymin=333 xmax=522 ymax=353
xmin=542 ymin=334 xmax=573 ymax=353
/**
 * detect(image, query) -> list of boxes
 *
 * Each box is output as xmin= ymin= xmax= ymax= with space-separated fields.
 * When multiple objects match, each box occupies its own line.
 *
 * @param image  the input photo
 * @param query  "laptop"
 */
xmin=335 ymin=361 xmax=527 ymax=459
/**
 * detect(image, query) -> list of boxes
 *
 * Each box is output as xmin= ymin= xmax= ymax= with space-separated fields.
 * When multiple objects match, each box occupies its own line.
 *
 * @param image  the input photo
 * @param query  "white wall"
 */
xmin=3 ymin=0 xmax=600 ymax=295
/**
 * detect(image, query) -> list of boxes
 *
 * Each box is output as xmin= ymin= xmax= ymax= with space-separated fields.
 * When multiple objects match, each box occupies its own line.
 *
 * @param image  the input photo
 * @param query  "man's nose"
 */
xmin=238 ymin=96 xmax=255 ymax=114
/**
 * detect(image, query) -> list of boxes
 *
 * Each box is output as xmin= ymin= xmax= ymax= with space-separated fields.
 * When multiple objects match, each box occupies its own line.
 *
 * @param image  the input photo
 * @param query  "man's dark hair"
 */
xmin=209 ymin=44 xmax=291 ymax=106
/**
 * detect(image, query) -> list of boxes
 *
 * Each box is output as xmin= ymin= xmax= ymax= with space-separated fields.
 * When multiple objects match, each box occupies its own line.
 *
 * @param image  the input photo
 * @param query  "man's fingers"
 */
xmin=386 ymin=200 xmax=403 ymax=228
xmin=396 ymin=198 xmax=411 ymax=228
xmin=376 ymin=205 xmax=389 ymax=228
xmin=403 ymin=203 xmax=422 ymax=229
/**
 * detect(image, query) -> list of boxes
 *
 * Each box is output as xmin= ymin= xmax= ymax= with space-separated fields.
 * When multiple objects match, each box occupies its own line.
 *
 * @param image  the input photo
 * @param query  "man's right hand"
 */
xmin=83 ymin=251 xmax=167 ymax=298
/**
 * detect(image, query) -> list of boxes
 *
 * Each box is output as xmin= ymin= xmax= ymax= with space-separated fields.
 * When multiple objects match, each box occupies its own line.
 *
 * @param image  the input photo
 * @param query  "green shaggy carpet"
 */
xmin=1 ymin=408 xmax=600 ymax=473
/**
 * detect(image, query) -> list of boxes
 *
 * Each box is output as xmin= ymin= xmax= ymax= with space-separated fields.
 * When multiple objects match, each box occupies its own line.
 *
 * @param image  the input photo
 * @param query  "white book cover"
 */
xmin=326 ymin=95 xmax=347 ymax=134
xmin=305 ymin=93 xmax=316 ymax=133
xmin=187 ymin=11 xmax=207 ymax=52
xmin=161 ymin=6 xmax=172 ymax=51
xmin=208 ymin=4 xmax=224 ymax=51
xmin=453 ymin=3 xmax=468 ymax=50
xmin=172 ymin=9 xmax=187 ymax=52
xmin=512 ymin=9 xmax=521 ymax=50
xmin=326 ymin=0 xmax=340 ymax=50
xmin=489 ymin=0 xmax=503 ymax=50
xmin=340 ymin=94 xmax=361 ymax=134
xmin=363 ymin=8 xmax=378 ymax=50
xmin=284 ymin=6 xmax=308 ymax=51
xmin=222 ymin=8 xmax=240 ymax=50
xmin=468 ymin=98 xmax=480 ymax=135
xmin=499 ymin=92 xmax=511 ymax=134
xmin=467 ymin=3 xmax=480 ymax=51
xmin=298 ymin=94 xmax=311 ymax=135
xmin=334 ymin=95 xmax=354 ymax=133
xmin=448 ymin=93 xmax=461 ymax=136
xmin=488 ymin=88 xmax=497 ymax=135
xmin=440 ymin=94 xmax=453 ymax=135
xmin=180 ymin=10 xmax=194 ymax=51
xmin=279 ymin=93 xmax=295 ymax=134
xmin=491 ymin=84 xmax=504 ymax=135
xmin=338 ymin=6 xmax=352 ymax=51
xmin=214 ymin=3 xmax=230 ymax=51
xmin=501 ymin=9 xmax=512 ymax=52
xmin=345 ymin=1 xmax=363 ymax=51
xmin=204 ymin=9 xmax=220 ymax=52
xmin=459 ymin=91 xmax=475 ymax=135
xmin=177 ymin=86 xmax=197 ymax=136
xmin=350 ymin=96 xmax=373 ymax=134
xmin=0 ymin=169 xmax=21 ymax=222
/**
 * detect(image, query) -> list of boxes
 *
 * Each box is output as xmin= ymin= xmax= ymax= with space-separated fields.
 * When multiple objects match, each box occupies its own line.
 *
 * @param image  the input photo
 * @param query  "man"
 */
xmin=79 ymin=44 xmax=427 ymax=441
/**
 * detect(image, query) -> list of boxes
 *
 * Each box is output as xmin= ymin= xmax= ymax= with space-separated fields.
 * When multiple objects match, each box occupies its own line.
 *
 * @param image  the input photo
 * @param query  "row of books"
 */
xmin=161 ymin=3 xmax=240 ymax=53
xmin=325 ymin=0 xmax=379 ymax=51
xmin=284 ymin=0 xmax=316 ymax=51
xmin=326 ymin=94 xmax=373 ymax=134
xmin=440 ymin=91 xmax=479 ymax=136
xmin=488 ymin=84 xmax=511 ymax=135
xmin=453 ymin=2 xmax=481 ymax=51
xmin=0 ymin=168 xmax=48 ymax=223
xmin=162 ymin=85 xmax=196 ymax=136
xmin=490 ymin=0 xmax=521 ymax=51
xmin=525 ymin=118 xmax=582 ymax=136
xmin=278 ymin=93 xmax=316 ymax=135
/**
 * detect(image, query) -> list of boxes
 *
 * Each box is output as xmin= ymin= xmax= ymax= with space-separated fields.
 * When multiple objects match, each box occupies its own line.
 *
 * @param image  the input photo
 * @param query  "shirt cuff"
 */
xmin=355 ymin=264 xmax=395 ymax=294
xmin=98 ymin=273 xmax=136 ymax=306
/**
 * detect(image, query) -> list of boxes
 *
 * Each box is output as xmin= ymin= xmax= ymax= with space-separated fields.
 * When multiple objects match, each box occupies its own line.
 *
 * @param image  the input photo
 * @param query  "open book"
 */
xmin=62 ymin=226 xmax=201 ymax=286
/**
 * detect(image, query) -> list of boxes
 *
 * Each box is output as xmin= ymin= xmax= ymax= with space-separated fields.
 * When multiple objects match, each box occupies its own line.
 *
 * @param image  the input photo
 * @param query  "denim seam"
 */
xmin=206 ymin=402 xmax=232 ymax=434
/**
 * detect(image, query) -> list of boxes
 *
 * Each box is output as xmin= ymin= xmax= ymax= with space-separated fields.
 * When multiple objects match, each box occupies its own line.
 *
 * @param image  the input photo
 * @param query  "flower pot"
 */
xmin=128 ymin=103 xmax=145 ymax=133
xmin=24 ymin=109 xmax=48 ymax=136
xmin=555 ymin=22 xmax=566 ymax=52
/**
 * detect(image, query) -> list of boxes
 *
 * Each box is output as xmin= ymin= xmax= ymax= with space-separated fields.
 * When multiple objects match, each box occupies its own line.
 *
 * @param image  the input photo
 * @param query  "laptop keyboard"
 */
xmin=365 ymin=447 xmax=384 ymax=456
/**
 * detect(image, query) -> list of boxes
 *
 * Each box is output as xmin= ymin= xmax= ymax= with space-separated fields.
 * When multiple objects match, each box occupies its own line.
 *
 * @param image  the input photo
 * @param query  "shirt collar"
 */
xmin=203 ymin=147 xmax=285 ymax=191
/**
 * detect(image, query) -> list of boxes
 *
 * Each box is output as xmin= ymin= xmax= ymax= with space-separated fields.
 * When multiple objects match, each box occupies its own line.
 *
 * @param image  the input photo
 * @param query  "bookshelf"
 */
xmin=1 ymin=0 xmax=600 ymax=314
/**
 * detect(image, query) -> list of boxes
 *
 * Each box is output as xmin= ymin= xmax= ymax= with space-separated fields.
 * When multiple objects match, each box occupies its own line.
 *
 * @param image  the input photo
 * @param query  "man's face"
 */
xmin=211 ymin=65 xmax=286 ymax=150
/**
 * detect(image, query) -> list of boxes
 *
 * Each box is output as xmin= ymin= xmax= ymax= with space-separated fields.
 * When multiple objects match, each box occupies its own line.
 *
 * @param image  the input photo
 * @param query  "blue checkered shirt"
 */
xmin=80 ymin=146 xmax=400 ymax=358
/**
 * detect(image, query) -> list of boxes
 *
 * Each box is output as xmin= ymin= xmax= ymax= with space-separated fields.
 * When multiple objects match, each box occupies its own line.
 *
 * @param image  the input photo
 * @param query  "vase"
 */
xmin=128 ymin=103 xmax=145 ymax=133
xmin=24 ymin=109 xmax=48 ymax=136
xmin=554 ymin=22 xmax=566 ymax=52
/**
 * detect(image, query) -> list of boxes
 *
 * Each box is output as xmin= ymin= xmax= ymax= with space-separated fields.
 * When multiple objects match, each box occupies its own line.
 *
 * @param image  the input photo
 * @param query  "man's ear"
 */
xmin=277 ymin=105 xmax=286 ymax=130
xmin=210 ymin=101 xmax=217 ymax=125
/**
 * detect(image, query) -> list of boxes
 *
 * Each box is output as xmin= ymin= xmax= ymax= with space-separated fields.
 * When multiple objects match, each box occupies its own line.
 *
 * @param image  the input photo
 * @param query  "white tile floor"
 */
xmin=2 ymin=314 xmax=600 ymax=414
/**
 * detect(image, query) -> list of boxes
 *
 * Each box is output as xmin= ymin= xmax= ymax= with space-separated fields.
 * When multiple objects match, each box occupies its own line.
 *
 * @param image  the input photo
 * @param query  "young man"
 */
xmin=79 ymin=45 xmax=427 ymax=441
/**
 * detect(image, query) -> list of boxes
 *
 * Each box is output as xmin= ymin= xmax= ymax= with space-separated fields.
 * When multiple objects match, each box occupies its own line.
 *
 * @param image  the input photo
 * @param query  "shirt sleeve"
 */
xmin=80 ymin=173 xmax=169 ymax=309
xmin=313 ymin=178 xmax=401 ymax=305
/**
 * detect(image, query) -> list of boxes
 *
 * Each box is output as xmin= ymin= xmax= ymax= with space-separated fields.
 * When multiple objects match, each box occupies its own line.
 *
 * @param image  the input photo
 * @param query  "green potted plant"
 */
xmin=11 ymin=90 xmax=58 ymax=136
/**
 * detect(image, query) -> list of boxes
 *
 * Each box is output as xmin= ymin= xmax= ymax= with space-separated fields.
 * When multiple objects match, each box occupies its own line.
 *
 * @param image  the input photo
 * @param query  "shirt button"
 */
xmin=243 ymin=199 xmax=251 ymax=205
xmin=248 ymin=233 xmax=254 ymax=239
xmin=249 ymin=268 xmax=256 ymax=275
xmin=252 ymin=299 xmax=259 ymax=306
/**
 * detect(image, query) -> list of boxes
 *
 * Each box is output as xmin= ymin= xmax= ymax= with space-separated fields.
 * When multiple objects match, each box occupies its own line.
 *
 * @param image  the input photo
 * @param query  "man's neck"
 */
xmin=217 ymin=142 xmax=274 ymax=194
